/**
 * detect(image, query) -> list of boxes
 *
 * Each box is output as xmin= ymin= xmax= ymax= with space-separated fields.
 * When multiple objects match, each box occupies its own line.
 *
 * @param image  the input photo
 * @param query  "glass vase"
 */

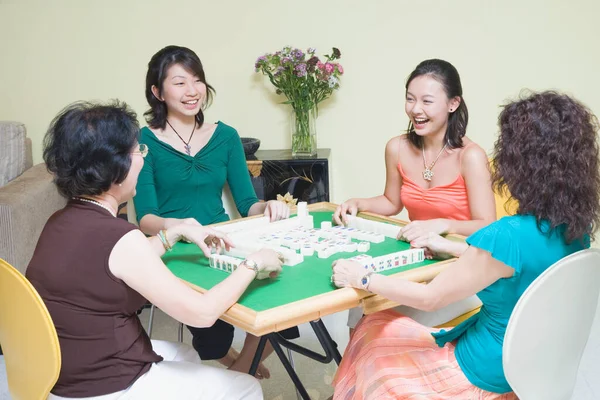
xmin=290 ymin=106 xmax=317 ymax=157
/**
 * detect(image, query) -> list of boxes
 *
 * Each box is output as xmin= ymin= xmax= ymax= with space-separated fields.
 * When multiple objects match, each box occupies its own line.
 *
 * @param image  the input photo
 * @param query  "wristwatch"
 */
xmin=360 ymin=272 xmax=374 ymax=291
xmin=241 ymin=258 xmax=259 ymax=276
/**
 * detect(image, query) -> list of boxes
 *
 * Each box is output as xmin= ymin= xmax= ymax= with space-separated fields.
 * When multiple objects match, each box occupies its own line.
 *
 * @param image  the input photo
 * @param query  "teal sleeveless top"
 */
xmin=433 ymin=215 xmax=588 ymax=393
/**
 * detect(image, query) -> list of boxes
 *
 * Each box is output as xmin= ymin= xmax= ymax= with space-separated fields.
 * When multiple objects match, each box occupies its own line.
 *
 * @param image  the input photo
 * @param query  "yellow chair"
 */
xmin=490 ymin=157 xmax=518 ymax=219
xmin=435 ymin=307 xmax=481 ymax=329
xmin=0 ymin=258 xmax=61 ymax=400
xmin=495 ymin=188 xmax=517 ymax=219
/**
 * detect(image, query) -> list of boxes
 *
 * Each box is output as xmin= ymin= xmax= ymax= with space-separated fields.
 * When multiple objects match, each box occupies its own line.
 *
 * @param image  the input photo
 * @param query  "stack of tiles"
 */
xmin=327 ymin=225 xmax=385 ymax=243
xmin=356 ymin=242 xmax=370 ymax=252
xmin=209 ymin=254 xmax=242 ymax=273
xmin=297 ymin=202 xmax=308 ymax=217
xmin=347 ymin=248 xmax=425 ymax=273
xmin=344 ymin=215 xmax=402 ymax=239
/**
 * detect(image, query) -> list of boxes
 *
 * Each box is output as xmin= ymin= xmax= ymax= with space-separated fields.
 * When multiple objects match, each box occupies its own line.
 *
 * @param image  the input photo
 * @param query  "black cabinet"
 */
xmin=247 ymin=149 xmax=330 ymax=204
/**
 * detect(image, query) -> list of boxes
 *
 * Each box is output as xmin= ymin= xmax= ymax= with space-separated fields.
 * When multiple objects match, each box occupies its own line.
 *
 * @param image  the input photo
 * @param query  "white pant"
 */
xmin=48 ymin=340 xmax=262 ymax=400
xmin=347 ymin=295 xmax=482 ymax=328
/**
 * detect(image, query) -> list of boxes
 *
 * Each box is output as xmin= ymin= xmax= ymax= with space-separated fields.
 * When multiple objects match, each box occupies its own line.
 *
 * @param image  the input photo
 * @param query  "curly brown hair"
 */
xmin=492 ymin=91 xmax=600 ymax=243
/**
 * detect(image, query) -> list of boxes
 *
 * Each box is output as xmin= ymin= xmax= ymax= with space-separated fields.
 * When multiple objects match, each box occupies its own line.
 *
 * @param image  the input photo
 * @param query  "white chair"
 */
xmin=503 ymin=248 xmax=600 ymax=400
xmin=126 ymin=199 xmax=138 ymax=226
xmin=222 ymin=182 xmax=241 ymax=220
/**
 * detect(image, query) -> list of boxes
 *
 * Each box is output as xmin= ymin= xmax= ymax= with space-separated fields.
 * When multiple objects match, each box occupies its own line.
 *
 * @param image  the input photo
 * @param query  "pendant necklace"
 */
xmin=166 ymin=119 xmax=196 ymax=156
xmin=422 ymin=143 xmax=447 ymax=182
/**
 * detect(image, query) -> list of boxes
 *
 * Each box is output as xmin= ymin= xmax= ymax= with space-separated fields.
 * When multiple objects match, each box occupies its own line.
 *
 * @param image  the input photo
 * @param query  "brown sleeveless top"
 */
xmin=26 ymin=199 xmax=162 ymax=397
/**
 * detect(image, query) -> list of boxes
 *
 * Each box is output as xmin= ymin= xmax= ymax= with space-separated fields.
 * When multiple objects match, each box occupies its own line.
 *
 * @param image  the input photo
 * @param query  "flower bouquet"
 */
xmin=255 ymin=46 xmax=343 ymax=156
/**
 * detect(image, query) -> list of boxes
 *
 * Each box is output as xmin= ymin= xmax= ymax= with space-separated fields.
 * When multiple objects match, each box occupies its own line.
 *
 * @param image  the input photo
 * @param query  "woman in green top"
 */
xmin=133 ymin=45 xmax=291 ymax=378
xmin=330 ymin=91 xmax=600 ymax=398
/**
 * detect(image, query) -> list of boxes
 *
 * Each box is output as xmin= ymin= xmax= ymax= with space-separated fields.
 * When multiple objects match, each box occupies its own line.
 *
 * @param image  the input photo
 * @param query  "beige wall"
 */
xmin=1 ymin=0 xmax=599 ymax=214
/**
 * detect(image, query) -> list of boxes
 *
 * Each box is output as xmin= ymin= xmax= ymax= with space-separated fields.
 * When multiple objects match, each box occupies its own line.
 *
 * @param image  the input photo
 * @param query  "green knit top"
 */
xmin=133 ymin=122 xmax=258 ymax=225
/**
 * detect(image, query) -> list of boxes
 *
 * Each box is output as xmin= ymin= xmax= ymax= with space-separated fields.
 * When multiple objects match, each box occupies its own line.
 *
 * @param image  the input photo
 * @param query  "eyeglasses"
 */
xmin=132 ymin=144 xmax=148 ymax=158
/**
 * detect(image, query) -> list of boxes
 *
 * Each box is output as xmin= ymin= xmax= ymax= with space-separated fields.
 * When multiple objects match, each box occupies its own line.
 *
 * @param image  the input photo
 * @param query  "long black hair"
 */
xmin=405 ymin=59 xmax=468 ymax=149
xmin=144 ymin=45 xmax=215 ymax=129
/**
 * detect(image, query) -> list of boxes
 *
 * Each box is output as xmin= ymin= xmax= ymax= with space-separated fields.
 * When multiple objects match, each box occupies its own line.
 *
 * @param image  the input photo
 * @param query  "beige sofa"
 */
xmin=0 ymin=121 xmax=66 ymax=274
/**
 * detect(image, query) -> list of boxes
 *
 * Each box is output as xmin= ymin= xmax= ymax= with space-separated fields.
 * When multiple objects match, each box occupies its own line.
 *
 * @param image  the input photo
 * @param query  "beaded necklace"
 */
xmin=73 ymin=197 xmax=117 ymax=217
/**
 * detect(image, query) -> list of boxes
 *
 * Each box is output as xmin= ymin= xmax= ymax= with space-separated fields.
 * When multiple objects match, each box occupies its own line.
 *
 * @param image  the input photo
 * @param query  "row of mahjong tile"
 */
xmin=261 ymin=222 xmax=387 ymax=242
xmin=308 ymin=240 xmax=371 ymax=259
xmin=347 ymin=249 xmax=425 ymax=272
xmin=325 ymin=223 xmax=388 ymax=242
xmin=209 ymin=254 xmax=242 ymax=273
xmin=259 ymin=235 xmax=372 ymax=258
xmin=326 ymin=224 xmax=385 ymax=243
xmin=209 ymin=248 xmax=424 ymax=275
xmin=258 ymin=227 xmax=384 ymax=251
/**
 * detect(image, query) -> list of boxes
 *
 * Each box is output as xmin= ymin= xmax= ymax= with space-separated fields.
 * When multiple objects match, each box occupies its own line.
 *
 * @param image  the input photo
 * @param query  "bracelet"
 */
xmin=157 ymin=230 xmax=173 ymax=252
xmin=240 ymin=258 xmax=259 ymax=276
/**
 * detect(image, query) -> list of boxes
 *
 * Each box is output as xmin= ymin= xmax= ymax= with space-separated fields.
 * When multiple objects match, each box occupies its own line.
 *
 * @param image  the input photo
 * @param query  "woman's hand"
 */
xmin=246 ymin=248 xmax=284 ymax=280
xmin=331 ymin=259 xmax=365 ymax=288
xmin=176 ymin=225 xmax=234 ymax=257
xmin=333 ymin=198 xmax=362 ymax=226
xmin=410 ymin=232 xmax=468 ymax=260
xmin=264 ymin=200 xmax=290 ymax=222
xmin=397 ymin=219 xmax=450 ymax=242
xmin=164 ymin=217 xmax=202 ymax=229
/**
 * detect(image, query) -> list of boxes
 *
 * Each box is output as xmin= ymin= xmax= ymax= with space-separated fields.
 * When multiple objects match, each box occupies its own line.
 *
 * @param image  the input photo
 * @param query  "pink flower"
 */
xmin=324 ymin=63 xmax=334 ymax=74
xmin=336 ymin=63 xmax=344 ymax=74
xmin=317 ymin=61 xmax=325 ymax=70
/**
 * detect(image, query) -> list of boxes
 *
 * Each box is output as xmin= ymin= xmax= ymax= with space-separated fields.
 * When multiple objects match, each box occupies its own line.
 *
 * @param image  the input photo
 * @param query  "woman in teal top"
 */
xmin=133 ymin=45 xmax=292 ymax=379
xmin=330 ymin=91 xmax=600 ymax=399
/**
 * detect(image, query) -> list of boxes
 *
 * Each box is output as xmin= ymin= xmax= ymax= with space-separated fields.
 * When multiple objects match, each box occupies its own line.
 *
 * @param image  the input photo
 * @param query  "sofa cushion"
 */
xmin=0 ymin=121 xmax=28 ymax=187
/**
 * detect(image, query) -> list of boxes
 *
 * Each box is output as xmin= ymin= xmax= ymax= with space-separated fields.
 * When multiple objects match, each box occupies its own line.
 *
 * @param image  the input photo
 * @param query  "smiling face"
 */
xmin=405 ymin=75 xmax=459 ymax=139
xmin=152 ymin=63 xmax=206 ymax=119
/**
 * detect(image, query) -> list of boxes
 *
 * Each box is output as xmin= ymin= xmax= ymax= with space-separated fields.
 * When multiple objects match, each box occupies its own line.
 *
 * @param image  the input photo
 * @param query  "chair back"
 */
xmin=0 ymin=258 xmax=61 ymax=400
xmin=127 ymin=200 xmax=138 ymax=225
xmin=222 ymin=182 xmax=241 ymax=220
xmin=503 ymin=249 xmax=600 ymax=400
xmin=489 ymin=158 xmax=517 ymax=218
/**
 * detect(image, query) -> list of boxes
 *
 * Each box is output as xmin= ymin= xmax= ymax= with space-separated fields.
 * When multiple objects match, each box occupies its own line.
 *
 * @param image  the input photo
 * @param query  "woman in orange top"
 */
xmin=334 ymin=59 xmax=496 ymax=327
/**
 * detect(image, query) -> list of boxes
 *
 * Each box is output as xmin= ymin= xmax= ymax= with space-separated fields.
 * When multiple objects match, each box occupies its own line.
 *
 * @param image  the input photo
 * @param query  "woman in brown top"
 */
xmin=26 ymin=101 xmax=279 ymax=399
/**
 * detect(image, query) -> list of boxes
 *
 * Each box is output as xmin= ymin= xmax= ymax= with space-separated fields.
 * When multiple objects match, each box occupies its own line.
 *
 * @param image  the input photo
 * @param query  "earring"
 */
xmin=449 ymin=109 xmax=454 ymax=112
xmin=118 ymin=183 xmax=122 ymax=187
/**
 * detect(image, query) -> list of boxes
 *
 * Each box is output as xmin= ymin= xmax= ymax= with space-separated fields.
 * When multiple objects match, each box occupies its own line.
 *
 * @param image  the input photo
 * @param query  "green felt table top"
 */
xmin=163 ymin=211 xmax=439 ymax=312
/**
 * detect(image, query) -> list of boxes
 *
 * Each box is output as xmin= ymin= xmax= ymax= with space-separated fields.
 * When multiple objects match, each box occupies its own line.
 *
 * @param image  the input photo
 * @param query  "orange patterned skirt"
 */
xmin=333 ymin=310 xmax=518 ymax=400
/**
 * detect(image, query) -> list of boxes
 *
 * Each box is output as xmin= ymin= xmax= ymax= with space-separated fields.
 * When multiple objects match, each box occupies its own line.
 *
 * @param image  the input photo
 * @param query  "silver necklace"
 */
xmin=74 ymin=197 xmax=117 ymax=217
xmin=422 ymin=143 xmax=447 ymax=182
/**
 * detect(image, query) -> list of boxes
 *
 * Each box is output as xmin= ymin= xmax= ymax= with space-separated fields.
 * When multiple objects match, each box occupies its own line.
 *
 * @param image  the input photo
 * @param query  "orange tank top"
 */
xmin=398 ymin=146 xmax=472 ymax=222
